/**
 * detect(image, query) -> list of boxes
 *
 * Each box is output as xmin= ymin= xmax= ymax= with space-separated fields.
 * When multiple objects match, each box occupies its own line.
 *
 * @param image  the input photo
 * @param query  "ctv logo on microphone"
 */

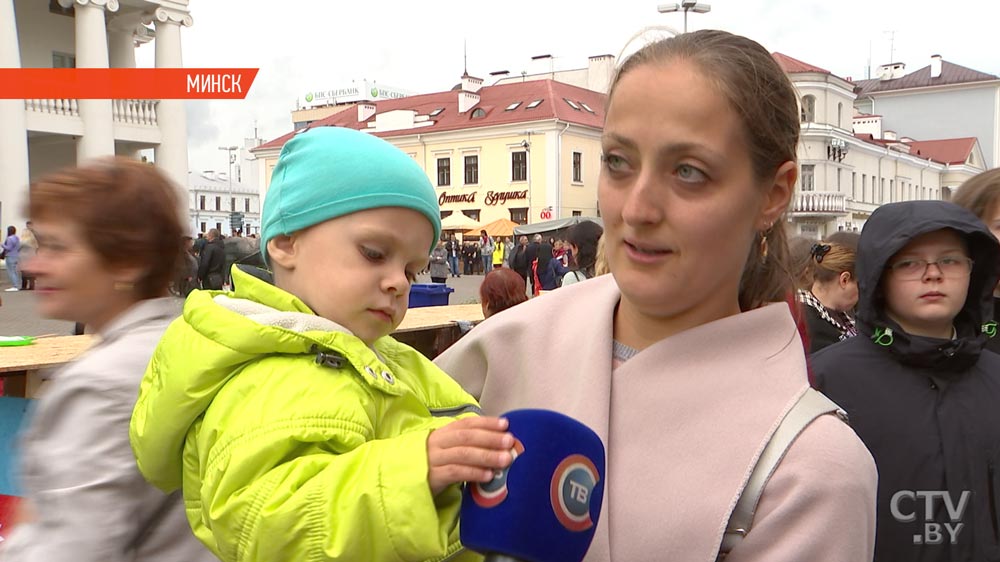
xmin=470 ymin=439 xmax=525 ymax=508
xmin=890 ymin=490 xmax=970 ymax=545
xmin=550 ymin=455 xmax=600 ymax=531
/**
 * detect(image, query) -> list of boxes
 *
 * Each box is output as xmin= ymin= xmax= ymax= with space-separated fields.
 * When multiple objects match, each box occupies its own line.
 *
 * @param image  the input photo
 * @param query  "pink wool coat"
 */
xmin=435 ymin=274 xmax=877 ymax=562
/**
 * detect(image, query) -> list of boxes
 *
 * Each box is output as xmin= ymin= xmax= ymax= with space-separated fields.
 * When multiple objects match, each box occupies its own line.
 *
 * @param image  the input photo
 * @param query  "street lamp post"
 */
xmin=218 ymin=145 xmax=238 ymax=234
xmin=657 ymin=1 xmax=711 ymax=33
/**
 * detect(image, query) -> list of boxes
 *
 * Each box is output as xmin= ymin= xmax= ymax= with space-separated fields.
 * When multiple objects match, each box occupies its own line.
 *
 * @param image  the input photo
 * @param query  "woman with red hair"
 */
xmin=479 ymin=268 xmax=527 ymax=318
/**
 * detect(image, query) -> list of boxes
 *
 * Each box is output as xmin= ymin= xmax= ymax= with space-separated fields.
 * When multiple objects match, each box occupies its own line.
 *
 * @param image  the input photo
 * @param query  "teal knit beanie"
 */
xmin=260 ymin=127 xmax=441 ymax=265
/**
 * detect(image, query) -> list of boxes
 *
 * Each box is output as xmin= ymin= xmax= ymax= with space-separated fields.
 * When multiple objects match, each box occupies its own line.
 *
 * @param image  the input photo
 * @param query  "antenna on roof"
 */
xmin=884 ymin=30 xmax=896 ymax=63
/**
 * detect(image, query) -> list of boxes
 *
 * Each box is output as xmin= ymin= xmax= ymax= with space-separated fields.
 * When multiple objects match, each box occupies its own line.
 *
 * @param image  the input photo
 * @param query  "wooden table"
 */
xmin=0 ymin=304 xmax=484 ymax=398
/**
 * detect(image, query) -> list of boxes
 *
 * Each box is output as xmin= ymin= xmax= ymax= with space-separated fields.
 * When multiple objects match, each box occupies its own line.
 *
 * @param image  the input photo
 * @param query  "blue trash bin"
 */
xmin=409 ymin=283 xmax=455 ymax=308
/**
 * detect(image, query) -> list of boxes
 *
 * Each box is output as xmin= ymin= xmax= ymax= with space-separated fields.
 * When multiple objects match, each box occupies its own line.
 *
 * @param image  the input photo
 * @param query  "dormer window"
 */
xmin=526 ymin=99 xmax=543 ymax=109
xmin=564 ymin=98 xmax=581 ymax=110
xmin=471 ymin=108 xmax=487 ymax=119
xmin=429 ymin=108 xmax=444 ymax=117
xmin=505 ymin=102 xmax=522 ymax=111
xmin=579 ymin=102 xmax=595 ymax=114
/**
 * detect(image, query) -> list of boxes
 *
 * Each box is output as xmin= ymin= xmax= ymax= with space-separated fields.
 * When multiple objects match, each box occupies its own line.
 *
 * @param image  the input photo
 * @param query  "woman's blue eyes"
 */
xmin=601 ymin=152 xmax=707 ymax=184
xmin=676 ymin=164 xmax=707 ymax=183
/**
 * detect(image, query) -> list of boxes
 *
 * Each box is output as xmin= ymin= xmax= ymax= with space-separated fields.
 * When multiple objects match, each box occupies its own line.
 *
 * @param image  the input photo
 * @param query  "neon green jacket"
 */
xmin=130 ymin=267 xmax=482 ymax=562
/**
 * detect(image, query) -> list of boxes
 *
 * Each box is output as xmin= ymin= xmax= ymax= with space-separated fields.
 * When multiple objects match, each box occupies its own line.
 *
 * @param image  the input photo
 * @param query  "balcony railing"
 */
xmin=113 ymin=99 xmax=158 ymax=126
xmin=24 ymin=99 xmax=158 ymax=126
xmin=24 ymin=98 xmax=79 ymax=116
xmin=792 ymin=191 xmax=847 ymax=215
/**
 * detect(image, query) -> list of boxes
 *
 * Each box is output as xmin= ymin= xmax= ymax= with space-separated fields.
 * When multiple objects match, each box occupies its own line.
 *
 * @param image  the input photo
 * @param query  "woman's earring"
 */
xmin=113 ymin=281 xmax=135 ymax=292
xmin=759 ymin=222 xmax=773 ymax=263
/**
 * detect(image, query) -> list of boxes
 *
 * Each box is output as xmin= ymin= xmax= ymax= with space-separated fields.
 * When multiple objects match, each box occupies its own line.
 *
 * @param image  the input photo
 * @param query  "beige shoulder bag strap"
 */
xmin=717 ymin=388 xmax=848 ymax=560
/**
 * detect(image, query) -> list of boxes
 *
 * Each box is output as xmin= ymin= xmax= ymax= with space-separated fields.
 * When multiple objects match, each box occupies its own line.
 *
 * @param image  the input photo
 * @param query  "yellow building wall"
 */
xmin=255 ymin=124 xmax=602 ymax=233
xmin=558 ymin=132 xmax=602 ymax=217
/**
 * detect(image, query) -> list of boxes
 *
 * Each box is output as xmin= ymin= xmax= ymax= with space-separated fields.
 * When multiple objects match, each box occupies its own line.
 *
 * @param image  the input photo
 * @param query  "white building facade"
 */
xmin=855 ymin=57 xmax=1000 ymax=167
xmin=0 ymin=0 xmax=193 ymax=231
xmin=775 ymin=54 xmax=984 ymax=239
xmin=188 ymin=170 xmax=260 ymax=237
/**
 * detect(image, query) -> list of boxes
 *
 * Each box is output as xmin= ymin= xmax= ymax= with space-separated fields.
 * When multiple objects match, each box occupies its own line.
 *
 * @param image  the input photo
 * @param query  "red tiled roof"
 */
xmin=855 ymin=61 xmax=998 ymax=95
xmin=255 ymin=80 xmax=606 ymax=152
xmin=771 ymin=53 xmax=831 ymax=75
xmin=904 ymin=137 xmax=977 ymax=165
xmin=852 ymin=134 xmax=977 ymax=165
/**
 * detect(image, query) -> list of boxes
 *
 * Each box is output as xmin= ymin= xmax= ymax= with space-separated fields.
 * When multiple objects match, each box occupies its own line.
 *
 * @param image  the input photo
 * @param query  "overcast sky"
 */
xmin=135 ymin=0 xmax=1000 ymax=176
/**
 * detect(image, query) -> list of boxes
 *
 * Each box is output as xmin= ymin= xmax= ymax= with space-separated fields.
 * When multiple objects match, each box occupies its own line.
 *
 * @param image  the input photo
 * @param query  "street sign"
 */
xmin=229 ymin=212 xmax=244 ymax=231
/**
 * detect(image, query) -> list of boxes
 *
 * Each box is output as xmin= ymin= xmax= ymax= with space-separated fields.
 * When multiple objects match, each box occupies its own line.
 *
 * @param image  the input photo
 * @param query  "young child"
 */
xmin=130 ymin=127 xmax=514 ymax=562
xmin=812 ymin=200 xmax=1000 ymax=562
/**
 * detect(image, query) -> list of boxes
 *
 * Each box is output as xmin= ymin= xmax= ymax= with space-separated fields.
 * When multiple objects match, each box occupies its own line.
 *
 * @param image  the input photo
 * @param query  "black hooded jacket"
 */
xmin=812 ymin=201 xmax=1000 ymax=562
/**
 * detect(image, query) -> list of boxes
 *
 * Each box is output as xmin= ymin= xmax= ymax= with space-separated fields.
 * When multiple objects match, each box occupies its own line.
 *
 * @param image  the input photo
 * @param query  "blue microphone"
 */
xmin=461 ymin=409 xmax=606 ymax=562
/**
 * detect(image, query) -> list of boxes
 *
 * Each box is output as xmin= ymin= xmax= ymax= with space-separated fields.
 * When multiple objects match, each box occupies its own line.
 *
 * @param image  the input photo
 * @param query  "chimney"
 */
xmin=883 ymin=130 xmax=898 ymax=141
xmin=877 ymin=62 xmax=906 ymax=81
xmin=587 ymin=54 xmax=615 ymax=93
xmin=461 ymin=73 xmax=483 ymax=93
xmin=930 ymin=54 xmax=942 ymax=79
xmin=459 ymin=90 xmax=480 ymax=113
xmin=357 ymin=103 xmax=376 ymax=121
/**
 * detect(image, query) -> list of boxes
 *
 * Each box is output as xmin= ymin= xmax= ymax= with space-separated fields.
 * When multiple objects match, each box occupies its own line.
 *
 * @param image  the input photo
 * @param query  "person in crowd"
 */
xmin=2 ymin=225 xmax=20 ymax=291
xmin=503 ymin=236 xmax=515 ymax=267
xmin=525 ymin=234 xmax=541 ymax=293
xmin=533 ymin=238 xmax=566 ymax=293
xmin=951 ymin=167 xmax=1000 ymax=353
xmin=429 ymin=238 xmax=449 ymax=283
xmin=827 ymin=230 xmax=860 ymax=252
xmin=796 ymin=241 xmax=858 ymax=353
xmin=560 ymin=221 xmax=604 ymax=286
xmin=479 ymin=268 xmax=528 ymax=318
xmin=445 ymin=233 xmax=461 ymax=278
xmin=197 ymin=228 xmax=225 ymax=290
xmin=462 ymin=240 xmax=474 ymax=275
xmin=787 ymin=235 xmax=816 ymax=290
xmin=472 ymin=241 xmax=483 ymax=275
xmin=172 ymin=235 xmax=199 ymax=298
xmin=0 ymin=158 xmax=214 ymax=562
xmin=552 ymin=238 xmax=568 ymax=266
xmin=18 ymin=221 xmax=37 ymax=290
xmin=812 ymin=200 xmax=1000 ymax=562
xmin=193 ymin=232 xmax=206 ymax=255
xmin=510 ymin=235 xmax=530 ymax=284
xmin=479 ymin=230 xmax=494 ymax=274
xmin=129 ymin=127 xmax=510 ymax=562
xmin=435 ymin=30 xmax=876 ymax=561
xmin=491 ymin=234 xmax=505 ymax=269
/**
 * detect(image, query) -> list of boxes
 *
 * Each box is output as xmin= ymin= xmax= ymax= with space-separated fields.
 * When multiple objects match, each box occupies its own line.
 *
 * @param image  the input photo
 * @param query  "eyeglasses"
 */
xmin=886 ymin=256 xmax=974 ymax=280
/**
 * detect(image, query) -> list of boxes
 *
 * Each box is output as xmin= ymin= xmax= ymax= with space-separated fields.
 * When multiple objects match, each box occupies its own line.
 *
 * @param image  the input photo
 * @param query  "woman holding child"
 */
xmin=436 ymin=30 xmax=877 ymax=561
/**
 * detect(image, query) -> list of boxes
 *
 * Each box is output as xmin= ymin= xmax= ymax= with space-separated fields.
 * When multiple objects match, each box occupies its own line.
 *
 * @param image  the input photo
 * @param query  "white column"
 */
xmin=69 ymin=0 xmax=119 ymax=162
xmin=0 ymin=0 xmax=30 ymax=230
xmin=151 ymin=7 xmax=192 ymax=193
xmin=107 ymin=14 xmax=139 ymax=69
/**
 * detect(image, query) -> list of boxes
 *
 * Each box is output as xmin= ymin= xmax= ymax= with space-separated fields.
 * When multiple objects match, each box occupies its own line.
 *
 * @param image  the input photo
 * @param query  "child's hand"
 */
xmin=427 ymin=416 xmax=514 ymax=496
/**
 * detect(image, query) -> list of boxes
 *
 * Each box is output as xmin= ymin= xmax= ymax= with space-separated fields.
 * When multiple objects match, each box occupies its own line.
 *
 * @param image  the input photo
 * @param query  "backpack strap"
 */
xmin=717 ymin=388 xmax=848 ymax=559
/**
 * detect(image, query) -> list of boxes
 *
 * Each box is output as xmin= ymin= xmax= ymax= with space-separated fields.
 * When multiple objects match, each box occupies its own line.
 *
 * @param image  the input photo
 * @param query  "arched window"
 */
xmin=471 ymin=108 xmax=486 ymax=119
xmin=800 ymin=95 xmax=816 ymax=123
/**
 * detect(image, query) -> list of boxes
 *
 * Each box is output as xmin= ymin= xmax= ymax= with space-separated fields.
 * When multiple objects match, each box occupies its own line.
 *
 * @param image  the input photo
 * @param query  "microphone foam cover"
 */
xmin=460 ymin=409 xmax=606 ymax=562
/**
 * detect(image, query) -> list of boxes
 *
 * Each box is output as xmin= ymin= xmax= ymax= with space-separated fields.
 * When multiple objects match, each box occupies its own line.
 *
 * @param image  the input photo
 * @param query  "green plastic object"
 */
xmin=0 ymin=336 xmax=35 ymax=347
